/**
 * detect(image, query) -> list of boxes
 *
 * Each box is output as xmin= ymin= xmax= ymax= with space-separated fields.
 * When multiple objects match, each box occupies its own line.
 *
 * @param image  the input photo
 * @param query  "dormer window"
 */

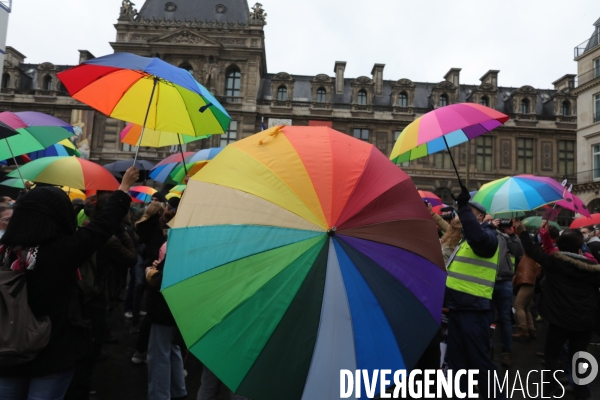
xmin=562 ymin=101 xmax=571 ymax=116
xmin=316 ymin=88 xmax=326 ymax=103
xmin=439 ymin=94 xmax=448 ymax=107
xmin=520 ymin=99 xmax=530 ymax=114
xmin=43 ymin=75 xmax=52 ymax=91
xmin=357 ymin=90 xmax=367 ymax=105
xmin=480 ymin=96 xmax=489 ymax=107
xmin=398 ymin=92 xmax=408 ymax=107
xmin=277 ymin=85 xmax=287 ymax=101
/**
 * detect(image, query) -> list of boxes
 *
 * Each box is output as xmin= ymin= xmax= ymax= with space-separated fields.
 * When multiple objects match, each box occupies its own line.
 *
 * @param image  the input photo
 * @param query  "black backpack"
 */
xmin=0 ymin=267 xmax=51 ymax=366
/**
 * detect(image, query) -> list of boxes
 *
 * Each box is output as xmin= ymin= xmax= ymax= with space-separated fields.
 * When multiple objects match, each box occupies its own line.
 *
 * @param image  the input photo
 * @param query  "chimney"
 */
xmin=480 ymin=70 xmax=500 ymax=88
xmin=444 ymin=68 xmax=461 ymax=88
xmin=334 ymin=61 xmax=346 ymax=95
xmin=78 ymin=50 xmax=96 ymax=64
xmin=371 ymin=63 xmax=385 ymax=96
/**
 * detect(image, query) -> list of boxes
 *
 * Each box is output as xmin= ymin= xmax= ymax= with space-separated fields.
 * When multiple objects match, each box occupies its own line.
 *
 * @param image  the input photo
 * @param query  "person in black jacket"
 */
xmin=516 ymin=223 xmax=600 ymax=400
xmin=0 ymin=167 xmax=138 ymax=400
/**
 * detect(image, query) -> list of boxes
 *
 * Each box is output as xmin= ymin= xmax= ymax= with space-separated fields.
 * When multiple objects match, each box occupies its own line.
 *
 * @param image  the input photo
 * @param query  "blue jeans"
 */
xmin=124 ymin=254 xmax=146 ymax=324
xmin=0 ymin=370 xmax=74 ymax=400
xmin=492 ymin=280 xmax=513 ymax=353
xmin=147 ymin=324 xmax=187 ymax=400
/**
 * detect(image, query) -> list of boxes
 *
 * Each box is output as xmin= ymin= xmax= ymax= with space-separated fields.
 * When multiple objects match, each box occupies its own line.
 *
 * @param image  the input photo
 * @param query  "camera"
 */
xmin=497 ymin=219 xmax=513 ymax=229
xmin=440 ymin=206 xmax=455 ymax=222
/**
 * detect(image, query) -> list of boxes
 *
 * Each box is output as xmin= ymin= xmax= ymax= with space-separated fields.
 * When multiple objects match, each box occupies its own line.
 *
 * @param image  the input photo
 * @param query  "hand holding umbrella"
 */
xmin=119 ymin=166 xmax=140 ymax=193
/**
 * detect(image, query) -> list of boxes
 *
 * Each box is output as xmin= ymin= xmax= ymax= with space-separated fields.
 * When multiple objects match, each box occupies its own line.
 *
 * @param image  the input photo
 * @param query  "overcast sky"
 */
xmin=4 ymin=0 xmax=599 ymax=89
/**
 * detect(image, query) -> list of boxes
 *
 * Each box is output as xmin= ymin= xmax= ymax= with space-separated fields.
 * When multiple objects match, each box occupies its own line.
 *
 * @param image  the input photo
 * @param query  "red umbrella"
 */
xmin=570 ymin=214 xmax=600 ymax=229
xmin=418 ymin=190 xmax=442 ymax=206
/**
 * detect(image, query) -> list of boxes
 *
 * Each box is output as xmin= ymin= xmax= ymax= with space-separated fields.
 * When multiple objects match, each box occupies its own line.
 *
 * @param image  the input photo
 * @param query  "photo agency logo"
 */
xmin=572 ymin=351 xmax=598 ymax=386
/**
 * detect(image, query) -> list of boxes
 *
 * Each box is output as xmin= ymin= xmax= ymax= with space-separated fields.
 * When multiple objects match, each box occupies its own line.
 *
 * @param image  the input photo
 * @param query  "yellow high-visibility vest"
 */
xmin=446 ymin=240 xmax=500 ymax=300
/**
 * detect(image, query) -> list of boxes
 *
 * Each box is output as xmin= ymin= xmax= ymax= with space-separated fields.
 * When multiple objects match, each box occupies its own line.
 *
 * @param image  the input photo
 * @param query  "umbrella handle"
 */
xmin=133 ymin=77 xmax=159 ymax=166
xmin=442 ymin=136 xmax=464 ymax=188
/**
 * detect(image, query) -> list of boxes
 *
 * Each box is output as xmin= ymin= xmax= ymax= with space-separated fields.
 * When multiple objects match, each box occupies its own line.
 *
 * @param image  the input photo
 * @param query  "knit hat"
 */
xmin=1 ymin=186 xmax=77 ymax=247
xmin=167 ymin=196 xmax=180 ymax=210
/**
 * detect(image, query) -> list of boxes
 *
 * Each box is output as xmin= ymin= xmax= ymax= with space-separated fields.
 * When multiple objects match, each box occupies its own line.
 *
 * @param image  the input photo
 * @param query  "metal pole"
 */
xmin=5 ymin=138 xmax=26 ymax=188
xmin=443 ymin=136 xmax=464 ymax=188
xmin=133 ymin=77 xmax=159 ymax=165
xmin=176 ymin=134 xmax=188 ymax=176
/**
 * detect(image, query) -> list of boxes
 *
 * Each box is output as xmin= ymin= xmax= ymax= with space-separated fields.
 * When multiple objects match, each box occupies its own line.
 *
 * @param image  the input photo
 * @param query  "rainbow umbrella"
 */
xmin=390 ymin=103 xmax=509 ymax=184
xmin=149 ymin=152 xmax=195 ymax=183
xmin=7 ymin=156 xmax=119 ymax=191
xmin=130 ymin=185 xmax=157 ymax=203
xmin=418 ymin=190 xmax=442 ymax=206
xmin=120 ymin=123 xmax=209 ymax=148
xmin=163 ymin=126 xmax=446 ymax=399
xmin=28 ymin=139 xmax=80 ymax=160
xmin=57 ymin=53 xmax=230 ymax=163
xmin=61 ymin=186 xmax=86 ymax=201
xmin=0 ymin=178 xmax=32 ymax=189
xmin=153 ymin=147 xmax=223 ymax=184
xmin=169 ymin=184 xmax=186 ymax=195
xmin=472 ymin=175 xmax=565 ymax=214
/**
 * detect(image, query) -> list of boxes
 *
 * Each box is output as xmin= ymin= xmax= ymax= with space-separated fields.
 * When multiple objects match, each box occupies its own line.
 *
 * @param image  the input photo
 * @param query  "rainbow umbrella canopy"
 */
xmin=130 ymin=185 xmax=157 ymax=203
xmin=0 ymin=111 xmax=74 ymax=161
xmin=7 ymin=156 xmax=119 ymax=191
xmin=417 ymin=190 xmax=442 ymax=206
xmin=151 ymin=147 xmax=223 ymax=184
xmin=472 ymin=175 xmax=565 ymax=214
xmin=390 ymin=103 xmax=509 ymax=165
xmin=28 ymin=139 xmax=80 ymax=160
xmin=57 ymin=52 xmax=230 ymax=163
xmin=149 ymin=152 xmax=194 ymax=183
xmin=163 ymin=126 xmax=446 ymax=400
xmin=120 ymin=123 xmax=209 ymax=148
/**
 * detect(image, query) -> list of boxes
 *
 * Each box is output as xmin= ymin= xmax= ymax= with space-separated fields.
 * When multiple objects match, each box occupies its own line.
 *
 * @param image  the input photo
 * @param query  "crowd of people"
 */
xmin=433 ymin=185 xmax=600 ymax=400
xmin=1 ymin=173 xmax=600 ymax=400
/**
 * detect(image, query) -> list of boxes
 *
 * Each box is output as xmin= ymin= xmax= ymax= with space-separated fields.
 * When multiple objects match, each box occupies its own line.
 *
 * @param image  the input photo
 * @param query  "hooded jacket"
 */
xmin=135 ymin=213 xmax=166 ymax=268
xmin=519 ymin=231 xmax=600 ymax=331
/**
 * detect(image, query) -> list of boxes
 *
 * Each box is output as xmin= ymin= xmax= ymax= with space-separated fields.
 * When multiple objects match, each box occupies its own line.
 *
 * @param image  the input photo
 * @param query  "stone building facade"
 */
xmin=0 ymin=0 xmax=579 ymax=211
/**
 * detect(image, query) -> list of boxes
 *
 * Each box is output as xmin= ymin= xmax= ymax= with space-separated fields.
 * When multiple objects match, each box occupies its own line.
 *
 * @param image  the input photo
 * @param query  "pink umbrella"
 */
xmin=556 ymin=191 xmax=591 ymax=217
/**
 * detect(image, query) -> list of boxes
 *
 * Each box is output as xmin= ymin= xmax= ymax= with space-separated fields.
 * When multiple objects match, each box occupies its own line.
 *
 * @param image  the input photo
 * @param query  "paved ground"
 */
xmin=91 ymin=305 xmax=600 ymax=400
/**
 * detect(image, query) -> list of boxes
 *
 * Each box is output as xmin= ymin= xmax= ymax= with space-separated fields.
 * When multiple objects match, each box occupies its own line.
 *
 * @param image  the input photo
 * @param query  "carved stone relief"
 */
xmin=500 ymin=139 xmax=511 ymax=169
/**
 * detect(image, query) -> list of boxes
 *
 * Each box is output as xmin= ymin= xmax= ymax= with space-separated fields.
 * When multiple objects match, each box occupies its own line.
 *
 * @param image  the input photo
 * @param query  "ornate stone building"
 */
xmin=0 ymin=0 xmax=579 ymax=212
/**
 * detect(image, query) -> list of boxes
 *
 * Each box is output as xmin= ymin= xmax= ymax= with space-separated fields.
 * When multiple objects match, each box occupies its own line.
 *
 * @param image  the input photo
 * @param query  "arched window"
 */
xmin=561 ymin=100 xmax=571 ymax=116
xmin=357 ymin=89 xmax=367 ymax=105
xmin=439 ymin=94 xmax=448 ymax=107
xmin=520 ymin=99 xmax=530 ymax=114
xmin=1 ymin=73 xmax=9 ymax=89
xmin=277 ymin=85 xmax=287 ymax=101
xmin=179 ymin=62 xmax=193 ymax=73
xmin=398 ymin=92 xmax=408 ymax=107
xmin=316 ymin=87 xmax=326 ymax=103
xmin=225 ymin=67 xmax=241 ymax=97
xmin=480 ymin=96 xmax=489 ymax=106
xmin=43 ymin=75 xmax=52 ymax=91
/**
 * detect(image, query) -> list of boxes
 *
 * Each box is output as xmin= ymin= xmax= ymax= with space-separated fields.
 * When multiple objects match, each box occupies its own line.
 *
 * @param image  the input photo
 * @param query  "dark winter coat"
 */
xmin=135 ymin=214 xmax=165 ymax=268
xmin=520 ymin=231 xmax=600 ymax=331
xmin=0 ymin=190 xmax=131 ymax=377
xmin=445 ymin=204 xmax=499 ymax=311
xmin=146 ymin=258 xmax=176 ymax=326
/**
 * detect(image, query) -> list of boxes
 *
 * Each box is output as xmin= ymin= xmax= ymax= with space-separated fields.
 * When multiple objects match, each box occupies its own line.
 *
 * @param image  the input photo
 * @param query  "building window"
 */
xmin=43 ymin=75 xmax=52 ymax=91
xmin=398 ymin=92 xmax=408 ymax=107
xmin=558 ymin=140 xmax=575 ymax=176
xmin=520 ymin=99 xmax=530 ymax=114
xmin=439 ymin=94 xmax=448 ymax=107
xmin=394 ymin=130 xmax=409 ymax=167
xmin=220 ymin=120 xmax=238 ymax=147
xmin=594 ymin=57 xmax=600 ymax=79
xmin=561 ymin=101 xmax=571 ymax=116
xmin=353 ymin=128 xmax=369 ymax=142
xmin=595 ymin=93 xmax=600 ymax=123
xmin=277 ymin=86 xmax=287 ymax=101
xmin=479 ymin=96 xmax=489 ymax=107
xmin=594 ymin=144 xmax=600 ymax=180
xmin=357 ymin=90 xmax=367 ymax=105
xmin=434 ymin=152 xmax=452 ymax=169
xmin=316 ymin=88 xmax=326 ymax=103
xmin=1 ymin=73 xmax=9 ymax=89
xmin=225 ymin=68 xmax=241 ymax=97
xmin=517 ymin=138 xmax=534 ymax=174
xmin=476 ymin=136 xmax=493 ymax=172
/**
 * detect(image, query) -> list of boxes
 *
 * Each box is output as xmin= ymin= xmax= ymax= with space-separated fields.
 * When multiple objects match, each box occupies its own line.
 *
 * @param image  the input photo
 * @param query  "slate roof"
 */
xmin=137 ymin=0 xmax=249 ymax=23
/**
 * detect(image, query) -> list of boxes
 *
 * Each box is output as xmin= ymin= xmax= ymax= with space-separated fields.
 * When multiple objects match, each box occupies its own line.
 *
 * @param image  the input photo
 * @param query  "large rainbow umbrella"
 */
xmin=7 ymin=156 xmax=119 ymax=191
xmin=149 ymin=152 xmax=194 ymax=183
xmin=163 ymin=126 xmax=446 ymax=400
xmin=120 ymin=123 xmax=209 ymax=148
xmin=57 ymin=53 xmax=230 ymax=162
xmin=472 ymin=175 xmax=565 ymax=214
xmin=130 ymin=185 xmax=158 ymax=203
xmin=0 ymin=111 xmax=74 ymax=161
xmin=28 ymin=139 xmax=80 ymax=160
xmin=152 ymin=147 xmax=223 ymax=184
